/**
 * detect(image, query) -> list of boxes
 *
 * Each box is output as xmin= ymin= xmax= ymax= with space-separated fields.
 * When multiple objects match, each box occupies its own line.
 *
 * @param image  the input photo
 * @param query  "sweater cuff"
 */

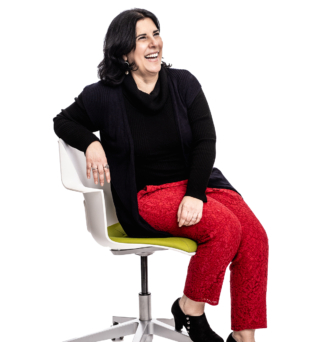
xmin=184 ymin=189 xmax=208 ymax=203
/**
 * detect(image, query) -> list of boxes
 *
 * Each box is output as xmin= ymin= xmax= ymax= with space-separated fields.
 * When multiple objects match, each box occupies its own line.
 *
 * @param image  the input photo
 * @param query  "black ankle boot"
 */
xmin=226 ymin=331 xmax=237 ymax=342
xmin=171 ymin=297 xmax=224 ymax=342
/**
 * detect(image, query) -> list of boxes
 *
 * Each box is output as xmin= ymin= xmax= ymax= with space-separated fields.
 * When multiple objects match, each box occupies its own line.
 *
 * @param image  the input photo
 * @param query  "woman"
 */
xmin=53 ymin=8 xmax=268 ymax=342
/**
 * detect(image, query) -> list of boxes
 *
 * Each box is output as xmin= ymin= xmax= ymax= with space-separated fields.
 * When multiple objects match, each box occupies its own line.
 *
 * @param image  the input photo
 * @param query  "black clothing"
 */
xmin=54 ymin=67 xmax=218 ymax=202
xmin=53 ymin=67 xmax=240 ymax=238
xmin=121 ymin=66 xmax=217 ymax=201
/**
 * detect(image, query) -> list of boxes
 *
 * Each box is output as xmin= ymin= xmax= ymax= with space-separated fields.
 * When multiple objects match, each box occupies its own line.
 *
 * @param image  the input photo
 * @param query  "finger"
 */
xmin=92 ymin=165 xmax=99 ymax=184
xmin=105 ymin=169 xmax=111 ymax=183
xmin=188 ymin=213 xmax=198 ymax=226
xmin=178 ymin=208 xmax=187 ymax=227
xmin=184 ymin=212 xmax=196 ymax=226
xmin=194 ymin=212 xmax=202 ymax=225
xmin=184 ymin=210 xmax=195 ymax=226
xmin=97 ymin=164 xmax=105 ymax=186
xmin=177 ymin=203 xmax=183 ymax=222
xmin=193 ymin=217 xmax=200 ymax=225
xmin=179 ymin=210 xmax=190 ymax=227
xmin=86 ymin=161 xmax=92 ymax=179
xmin=104 ymin=166 xmax=110 ymax=183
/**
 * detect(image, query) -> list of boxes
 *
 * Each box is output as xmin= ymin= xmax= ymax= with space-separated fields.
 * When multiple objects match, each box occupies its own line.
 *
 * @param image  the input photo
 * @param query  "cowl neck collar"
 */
xmin=122 ymin=66 xmax=169 ymax=112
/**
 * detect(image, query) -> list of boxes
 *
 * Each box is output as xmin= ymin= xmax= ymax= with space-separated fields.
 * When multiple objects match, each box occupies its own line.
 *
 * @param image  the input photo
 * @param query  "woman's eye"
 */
xmin=139 ymin=33 xmax=159 ymax=40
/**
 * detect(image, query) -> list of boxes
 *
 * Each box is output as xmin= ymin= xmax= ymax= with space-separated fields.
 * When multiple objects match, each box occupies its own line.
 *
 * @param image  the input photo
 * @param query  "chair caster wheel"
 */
xmin=111 ymin=321 xmax=124 ymax=341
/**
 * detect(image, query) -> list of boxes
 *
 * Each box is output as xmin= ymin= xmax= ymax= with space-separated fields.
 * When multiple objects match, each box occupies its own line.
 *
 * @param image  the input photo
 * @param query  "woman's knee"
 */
xmin=251 ymin=216 xmax=269 ymax=250
xmin=197 ymin=204 xmax=242 ymax=246
xmin=260 ymin=226 xmax=269 ymax=255
xmin=245 ymin=219 xmax=269 ymax=262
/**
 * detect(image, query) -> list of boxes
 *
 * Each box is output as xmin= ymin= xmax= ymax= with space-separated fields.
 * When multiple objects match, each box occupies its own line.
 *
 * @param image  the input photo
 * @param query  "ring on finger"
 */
xmin=190 ymin=215 xmax=198 ymax=221
xmin=185 ymin=218 xmax=195 ymax=226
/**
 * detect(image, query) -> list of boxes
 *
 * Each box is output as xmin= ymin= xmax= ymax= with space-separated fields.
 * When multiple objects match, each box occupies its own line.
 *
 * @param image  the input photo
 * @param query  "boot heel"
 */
xmin=171 ymin=297 xmax=183 ymax=331
xmin=173 ymin=316 xmax=183 ymax=331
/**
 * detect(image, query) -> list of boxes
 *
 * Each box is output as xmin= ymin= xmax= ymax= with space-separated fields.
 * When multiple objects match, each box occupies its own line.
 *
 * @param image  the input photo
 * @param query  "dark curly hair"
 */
xmin=97 ymin=8 xmax=172 ymax=86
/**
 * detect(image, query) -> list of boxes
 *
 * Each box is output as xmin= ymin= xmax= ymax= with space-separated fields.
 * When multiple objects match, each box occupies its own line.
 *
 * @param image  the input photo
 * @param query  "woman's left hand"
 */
xmin=177 ymin=196 xmax=203 ymax=227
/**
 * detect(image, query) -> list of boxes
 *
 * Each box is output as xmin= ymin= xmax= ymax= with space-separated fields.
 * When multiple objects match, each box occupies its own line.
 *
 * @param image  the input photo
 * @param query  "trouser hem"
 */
xmin=231 ymin=324 xmax=267 ymax=331
xmin=183 ymin=291 xmax=219 ymax=306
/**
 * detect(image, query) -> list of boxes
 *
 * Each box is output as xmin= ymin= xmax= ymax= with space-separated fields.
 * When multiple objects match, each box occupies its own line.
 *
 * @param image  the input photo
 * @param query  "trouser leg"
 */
xmin=205 ymin=188 xmax=269 ymax=330
xmin=137 ymin=181 xmax=242 ymax=305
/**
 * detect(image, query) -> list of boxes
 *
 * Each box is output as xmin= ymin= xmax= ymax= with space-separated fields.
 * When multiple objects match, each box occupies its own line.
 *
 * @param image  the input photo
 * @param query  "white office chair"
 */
xmin=57 ymin=138 xmax=198 ymax=342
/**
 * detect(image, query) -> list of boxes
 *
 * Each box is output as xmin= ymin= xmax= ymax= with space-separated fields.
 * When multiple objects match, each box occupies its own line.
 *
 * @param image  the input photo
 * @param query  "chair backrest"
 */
xmin=58 ymin=138 xmax=118 ymax=222
xmin=58 ymin=138 xmax=137 ymax=248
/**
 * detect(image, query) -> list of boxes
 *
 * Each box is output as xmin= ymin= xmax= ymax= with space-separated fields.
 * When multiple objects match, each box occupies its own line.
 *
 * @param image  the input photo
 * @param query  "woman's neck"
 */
xmin=121 ymin=66 xmax=169 ymax=113
xmin=130 ymin=71 xmax=159 ymax=94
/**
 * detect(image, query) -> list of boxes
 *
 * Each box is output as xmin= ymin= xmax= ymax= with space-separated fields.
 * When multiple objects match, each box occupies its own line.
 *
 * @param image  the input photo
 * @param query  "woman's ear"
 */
xmin=122 ymin=55 xmax=127 ymax=61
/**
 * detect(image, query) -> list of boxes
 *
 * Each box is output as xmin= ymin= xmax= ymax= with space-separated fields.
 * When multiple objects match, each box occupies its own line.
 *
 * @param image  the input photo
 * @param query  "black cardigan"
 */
xmin=55 ymin=66 xmax=219 ymax=202
xmin=53 ymin=67 xmax=240 ymax=238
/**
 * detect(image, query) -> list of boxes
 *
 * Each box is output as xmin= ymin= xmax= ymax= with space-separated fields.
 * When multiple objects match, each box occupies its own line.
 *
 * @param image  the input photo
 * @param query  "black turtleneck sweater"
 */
xmin=53 ymin=68 xmax=216 ymax=202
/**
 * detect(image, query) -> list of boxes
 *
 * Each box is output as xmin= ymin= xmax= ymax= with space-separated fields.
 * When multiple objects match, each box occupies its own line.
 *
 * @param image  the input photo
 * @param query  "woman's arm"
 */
xmin=53 ymin=92 xmax=101 ymax=155
xmin=184 ymin=88 xmax=216 ymax=203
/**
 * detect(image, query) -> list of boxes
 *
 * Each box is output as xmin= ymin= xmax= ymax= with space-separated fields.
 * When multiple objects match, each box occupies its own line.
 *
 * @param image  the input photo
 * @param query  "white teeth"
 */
xmin=145 ymin=52 xmax=158 ymax=58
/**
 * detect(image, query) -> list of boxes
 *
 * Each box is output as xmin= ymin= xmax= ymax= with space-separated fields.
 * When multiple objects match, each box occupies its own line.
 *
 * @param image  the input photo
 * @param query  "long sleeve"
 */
xmin=184 ymin=88 xmax=216 ymax=202
xmin=53 ymin=92 xmax=101 ymax=155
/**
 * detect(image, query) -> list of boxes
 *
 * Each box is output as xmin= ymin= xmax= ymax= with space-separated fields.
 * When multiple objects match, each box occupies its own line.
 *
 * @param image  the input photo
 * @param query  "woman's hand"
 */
xmin=177 ymin=196 xmax=203 ymax=227
xmin=85 ymin=141 xmax=111 ymax=186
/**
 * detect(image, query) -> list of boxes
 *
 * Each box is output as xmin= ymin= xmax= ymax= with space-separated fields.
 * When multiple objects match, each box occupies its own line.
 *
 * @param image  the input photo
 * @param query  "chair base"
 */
xmin=63 ymin=292 xmax=192 ymax=342
xmin=63 ymin=316 xmax=192 ymax=342
xmin=64 ymin=254 xmax=189 ymax=342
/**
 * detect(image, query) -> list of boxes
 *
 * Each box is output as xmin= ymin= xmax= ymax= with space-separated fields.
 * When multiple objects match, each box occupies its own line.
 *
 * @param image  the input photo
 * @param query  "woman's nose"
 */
xmin=148 ymin=36 xmax=157 ymax=46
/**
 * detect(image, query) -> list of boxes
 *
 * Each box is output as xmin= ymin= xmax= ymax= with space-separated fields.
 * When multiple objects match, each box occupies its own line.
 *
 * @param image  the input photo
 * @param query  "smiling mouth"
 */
xmin=145 ymin=52 xmax=159 ymax=60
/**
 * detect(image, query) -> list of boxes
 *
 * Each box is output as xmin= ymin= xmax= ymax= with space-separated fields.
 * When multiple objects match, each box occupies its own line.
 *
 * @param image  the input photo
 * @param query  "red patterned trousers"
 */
xmin=137 ymin=179 xmax=268 ymax=331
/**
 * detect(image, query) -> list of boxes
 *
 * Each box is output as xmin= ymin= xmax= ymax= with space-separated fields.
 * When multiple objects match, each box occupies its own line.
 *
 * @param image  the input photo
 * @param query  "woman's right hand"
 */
xmin=85 ymin=141 xmax=111 ymax=186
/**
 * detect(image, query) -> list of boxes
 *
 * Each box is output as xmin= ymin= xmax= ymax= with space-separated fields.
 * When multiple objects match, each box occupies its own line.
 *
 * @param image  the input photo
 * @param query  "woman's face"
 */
xmin=123 ymin=17 xmax=163 ymax=77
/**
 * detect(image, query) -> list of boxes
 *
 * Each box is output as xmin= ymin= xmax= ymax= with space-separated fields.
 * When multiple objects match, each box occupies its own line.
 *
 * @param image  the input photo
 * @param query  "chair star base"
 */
xmin=63 ymin=255 xmax=192 ymax=342
xmin=63 ymin=316 xmax=191 ymax=342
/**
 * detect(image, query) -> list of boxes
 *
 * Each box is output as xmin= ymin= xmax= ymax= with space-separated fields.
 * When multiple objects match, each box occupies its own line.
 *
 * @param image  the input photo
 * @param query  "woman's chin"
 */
xmin=145 ymin=64 xmax=161 ymax=74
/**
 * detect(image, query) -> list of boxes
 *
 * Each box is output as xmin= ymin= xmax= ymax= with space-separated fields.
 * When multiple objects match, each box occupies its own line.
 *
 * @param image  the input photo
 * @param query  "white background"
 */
xmin=1 ymin=1 xmax=324 ymax=341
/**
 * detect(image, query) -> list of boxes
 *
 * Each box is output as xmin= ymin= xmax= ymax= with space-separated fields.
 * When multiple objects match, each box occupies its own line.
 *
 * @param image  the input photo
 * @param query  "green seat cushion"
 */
xmin=107 ymin=223 xmax=197 ymax=253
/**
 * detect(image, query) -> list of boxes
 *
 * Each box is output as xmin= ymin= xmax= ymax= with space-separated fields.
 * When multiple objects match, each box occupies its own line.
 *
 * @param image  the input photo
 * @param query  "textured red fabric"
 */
xmin=137 ymin=179 xmax=268 ymax=331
